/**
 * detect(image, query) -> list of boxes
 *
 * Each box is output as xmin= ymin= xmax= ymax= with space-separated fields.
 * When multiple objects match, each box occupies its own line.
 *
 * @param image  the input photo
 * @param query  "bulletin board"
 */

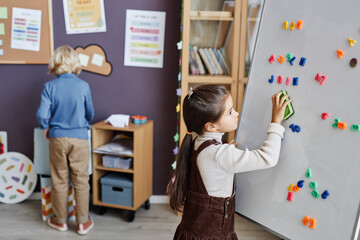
xmin=234 ymin=0 xmax=360 ymax=239
xmin=0 ymin=0 xmax=53 ymax=64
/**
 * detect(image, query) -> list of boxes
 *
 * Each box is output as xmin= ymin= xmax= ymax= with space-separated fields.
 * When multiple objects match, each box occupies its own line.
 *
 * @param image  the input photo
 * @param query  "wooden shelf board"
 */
xmin=93 ymin=152 xmax=134 ymax=158
xmin=190 ymin=11 xmax=233 ymax=21
xmin=187 ymin=75 xmax=234 ymax=84
xmin=92 ymin=120 xmax=152 ymax=132
xmin=95 ymin=166 xmax=134 ymax=174
xmin=190 ymin=10 xmax=232 ymax=17
xmin=240 ymin=77 xmax=248 ymax=84
xmin=92 ymin=200 xmax=136 ymax=211
xmin=190 ymin=16 xmax=233 ymax=21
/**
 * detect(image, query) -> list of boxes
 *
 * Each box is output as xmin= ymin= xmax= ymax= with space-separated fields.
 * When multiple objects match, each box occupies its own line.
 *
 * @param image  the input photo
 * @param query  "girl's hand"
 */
xmin=271 ymin=91 xmax=291 ymax=124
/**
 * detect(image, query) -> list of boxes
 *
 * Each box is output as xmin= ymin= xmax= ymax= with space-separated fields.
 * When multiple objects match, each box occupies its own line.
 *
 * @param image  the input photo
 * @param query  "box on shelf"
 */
xmin=100 ymin=173 xmax=133 ymax=207
xmin=102 ymin=155 xmax=132 ymax=169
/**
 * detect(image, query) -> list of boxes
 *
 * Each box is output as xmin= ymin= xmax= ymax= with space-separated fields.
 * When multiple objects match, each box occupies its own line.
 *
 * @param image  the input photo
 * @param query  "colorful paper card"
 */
xmin=0 ymin=7 xmax=7 ymax=19
xmin=0 ymin=23 xmax=4 ymax=35
xmin=78 ymin=53 xmax=90 ymax=67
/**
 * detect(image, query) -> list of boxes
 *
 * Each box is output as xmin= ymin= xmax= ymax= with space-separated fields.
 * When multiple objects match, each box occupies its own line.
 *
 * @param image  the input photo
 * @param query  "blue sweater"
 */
xmin=36 ymin=73 xmax=94 ymax=139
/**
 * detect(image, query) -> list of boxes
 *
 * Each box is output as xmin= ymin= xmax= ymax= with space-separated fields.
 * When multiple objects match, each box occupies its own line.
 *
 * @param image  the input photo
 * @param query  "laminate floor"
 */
xmin=0 ymin=200 xmax=281 ymax=240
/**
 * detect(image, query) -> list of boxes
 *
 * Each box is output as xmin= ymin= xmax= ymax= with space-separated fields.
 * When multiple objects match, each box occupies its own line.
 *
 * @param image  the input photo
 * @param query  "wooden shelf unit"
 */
xmin=91 ymin=120 xmax=153 ymax=211
xmin=180 ymin=0 xmax=248 ymax=143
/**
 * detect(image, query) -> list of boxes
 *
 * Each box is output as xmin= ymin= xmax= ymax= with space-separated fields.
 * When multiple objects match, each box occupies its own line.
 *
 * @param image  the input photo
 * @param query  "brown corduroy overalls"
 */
xmin=174 ymin=140 xmax=238 ymax=240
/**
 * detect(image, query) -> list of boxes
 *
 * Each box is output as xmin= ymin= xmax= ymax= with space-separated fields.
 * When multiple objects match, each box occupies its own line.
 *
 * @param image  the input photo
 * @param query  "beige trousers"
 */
xmin=49 ymin=137 xmax=90 ymax=224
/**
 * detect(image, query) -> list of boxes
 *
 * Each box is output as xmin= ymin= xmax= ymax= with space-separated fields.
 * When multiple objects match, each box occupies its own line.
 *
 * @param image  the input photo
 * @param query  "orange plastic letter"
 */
xmin=309 ymin=218 xmax=317 ymax=229
xmin=337 ymin=122 xmax=347 ymax=130
xmin=296 ymin=20 xmax=303 ymax=29
xmin=337 ymin=49 xmax=345 ymax=59
xmin=277 ymin=55 xmax=285 ymax=63
xmin=302 ymin=216 xmax=310 ymax=225
xmin=292 ymin=185 xmax=300 ymax=192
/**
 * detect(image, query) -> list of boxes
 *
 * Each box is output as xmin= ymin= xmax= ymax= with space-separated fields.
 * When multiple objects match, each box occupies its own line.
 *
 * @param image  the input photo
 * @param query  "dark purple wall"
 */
xmin=0 ymin=0 xmax=181 ymax=194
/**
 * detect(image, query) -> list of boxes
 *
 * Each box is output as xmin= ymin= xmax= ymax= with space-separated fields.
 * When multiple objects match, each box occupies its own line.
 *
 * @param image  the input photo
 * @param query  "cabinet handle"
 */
xmin=112 ymin=187 xmax=124 ymax=192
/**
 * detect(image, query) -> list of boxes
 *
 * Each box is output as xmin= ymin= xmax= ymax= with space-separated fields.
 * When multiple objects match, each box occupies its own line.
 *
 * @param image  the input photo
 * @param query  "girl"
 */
xmin=36 ymin=45 xmax=94 ymax=235
xmin=167 ymin=84 xmax=290 ymax=239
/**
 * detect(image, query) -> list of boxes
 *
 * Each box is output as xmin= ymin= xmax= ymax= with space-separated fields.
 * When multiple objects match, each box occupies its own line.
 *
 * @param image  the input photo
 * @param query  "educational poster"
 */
xmin=124 ymin=10 xmax=166 ymax=68
xmin=62 ymin=0 xmax=107 ymax=34
xmin=11 ymin=7 xmax=41 ymax=52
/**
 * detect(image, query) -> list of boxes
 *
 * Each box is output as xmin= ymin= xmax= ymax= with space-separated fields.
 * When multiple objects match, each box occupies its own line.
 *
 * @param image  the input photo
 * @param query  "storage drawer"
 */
xmin=100 ymin=173 xmax=133 ymax=207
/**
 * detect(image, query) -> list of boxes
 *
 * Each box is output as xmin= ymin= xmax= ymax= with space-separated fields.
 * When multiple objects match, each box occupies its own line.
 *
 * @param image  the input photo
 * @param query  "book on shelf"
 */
xmin=189 ymin=45 xmax=200 ymax=75
xmin=198 ymin=48 xmax=215 ymax=75
xmin=203 ymin=48 xmax=218 ymax=75
xmin=216 ymin=48 xmax=230 ymax=75
xmin=213 ymin=48 xmax=228 ymax=75
xmin=189 ymin=47 xmax=232 ymax=76
xmin=188 ymin=57 xmax=198 ymax=75
xmin=208 ymin=48 xmax=224 ymax=75
xmin=192 ymin=46 xmax=206 ymax=75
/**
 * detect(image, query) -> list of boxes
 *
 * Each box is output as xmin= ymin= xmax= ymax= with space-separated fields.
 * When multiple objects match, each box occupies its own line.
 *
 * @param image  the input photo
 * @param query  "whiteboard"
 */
xmin=235 ymin=0 xmax=360 ymax=240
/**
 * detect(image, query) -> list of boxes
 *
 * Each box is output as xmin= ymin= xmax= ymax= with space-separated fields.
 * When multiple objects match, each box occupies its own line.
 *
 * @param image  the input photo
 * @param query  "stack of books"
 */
xmin=189 ymin=45 xmax=231 ymax=75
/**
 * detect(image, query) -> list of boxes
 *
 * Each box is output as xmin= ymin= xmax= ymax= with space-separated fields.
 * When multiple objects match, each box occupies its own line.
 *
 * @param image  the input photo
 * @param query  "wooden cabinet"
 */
xmin=91 ymin=120 xmax=153 ymax=221
xmin=180 ymin=0 xmax=248 ymax=142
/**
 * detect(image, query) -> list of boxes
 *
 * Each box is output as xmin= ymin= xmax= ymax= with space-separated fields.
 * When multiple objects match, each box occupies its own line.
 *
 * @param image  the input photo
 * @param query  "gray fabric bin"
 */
xmin=100 ymin=173 xmax=133 ymax=207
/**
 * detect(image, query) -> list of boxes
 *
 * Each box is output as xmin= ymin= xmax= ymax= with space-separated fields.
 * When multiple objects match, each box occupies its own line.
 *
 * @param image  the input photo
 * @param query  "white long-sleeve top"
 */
xmin=195 ymin=123 xmax=285 ymax=198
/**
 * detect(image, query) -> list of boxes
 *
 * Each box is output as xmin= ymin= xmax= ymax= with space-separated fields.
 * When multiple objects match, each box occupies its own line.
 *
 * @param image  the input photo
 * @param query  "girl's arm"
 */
xmin=216 ymin=91 xmax=289 ymax=173
xmin=216 ymin=123 xmax=285 ymax=173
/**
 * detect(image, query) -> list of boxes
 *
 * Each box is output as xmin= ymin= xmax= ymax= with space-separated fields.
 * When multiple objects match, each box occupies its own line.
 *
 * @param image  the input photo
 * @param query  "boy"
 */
xmin=36 ymin=45 xmax=94 ymax=235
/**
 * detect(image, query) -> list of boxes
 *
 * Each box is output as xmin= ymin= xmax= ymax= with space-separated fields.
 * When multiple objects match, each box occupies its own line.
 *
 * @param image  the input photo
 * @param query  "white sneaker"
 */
xmin=47 ymin=217 xmax=68 ymax=232
xmin=77 ymin=219 xmax=94 ymax=235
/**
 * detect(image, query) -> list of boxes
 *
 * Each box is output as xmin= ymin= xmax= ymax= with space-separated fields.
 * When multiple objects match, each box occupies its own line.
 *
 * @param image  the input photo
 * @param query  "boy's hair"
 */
xmin=167 ymin=84 xmax=229 ymax=212
xmin=48 ymin=45 xmax=81 ymax=76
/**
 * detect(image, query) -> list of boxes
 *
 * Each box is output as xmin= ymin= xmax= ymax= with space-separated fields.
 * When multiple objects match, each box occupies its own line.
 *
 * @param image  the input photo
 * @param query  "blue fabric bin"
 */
xmin=100 ymin=173 xmax=133 ymax=207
